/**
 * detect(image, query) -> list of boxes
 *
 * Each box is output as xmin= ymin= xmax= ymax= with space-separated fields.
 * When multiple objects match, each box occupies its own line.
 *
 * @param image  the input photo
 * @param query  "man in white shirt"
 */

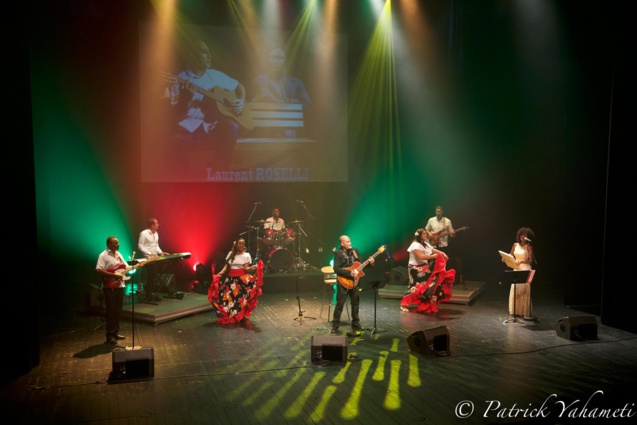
xmin=138 ymin=218 xmax=169 ymax=258
xmin=425 ymin=205 xmax=455 ymax=250
xmin=138 ymin=218 xmax=169 ymax=300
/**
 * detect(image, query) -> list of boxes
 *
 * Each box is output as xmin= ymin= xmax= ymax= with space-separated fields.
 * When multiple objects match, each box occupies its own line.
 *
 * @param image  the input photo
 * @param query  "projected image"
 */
xmin=139 ymin=23 xmax=348 ymax=182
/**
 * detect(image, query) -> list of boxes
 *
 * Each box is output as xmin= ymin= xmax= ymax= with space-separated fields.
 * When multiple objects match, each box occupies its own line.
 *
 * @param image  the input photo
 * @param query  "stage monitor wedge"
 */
xmin=111 ymin=347 xmax=155 ymax=381
xmin=311 ymin=335 xmax=347 ymax=363
xmin=407 ymin=326 xmax=450 ymax=356
xmin=555 ymin=316 xmax=598 ymax=341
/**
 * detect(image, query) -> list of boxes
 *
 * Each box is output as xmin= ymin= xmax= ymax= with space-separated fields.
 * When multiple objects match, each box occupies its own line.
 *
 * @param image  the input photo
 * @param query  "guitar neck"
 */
xmin=175 ymin=75 xmax=224 ymax=103
xmin=359 ymin=251 xmax=381 ymax=269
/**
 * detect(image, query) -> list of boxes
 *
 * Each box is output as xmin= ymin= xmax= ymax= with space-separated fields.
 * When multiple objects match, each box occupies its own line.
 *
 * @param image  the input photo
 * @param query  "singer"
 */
xmin=331 ymin=235 xmax=374 ymax=336
xmin=506 ymin=227 xmax=536 ymax=318
xmin=208 ymin=238 xmax=264 ymax=324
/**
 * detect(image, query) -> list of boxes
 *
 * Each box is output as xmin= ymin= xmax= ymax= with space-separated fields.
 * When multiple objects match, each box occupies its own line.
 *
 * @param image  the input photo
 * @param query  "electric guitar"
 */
xmin=337 ymin=246 xmax=387 ymax=290
xmin=162 ymin=72 xmax=255 ymax=130
xmin=102 ymin=258 xmax=157 ymax=289
xmin=429 ymin=226 xmax=469 ymax=246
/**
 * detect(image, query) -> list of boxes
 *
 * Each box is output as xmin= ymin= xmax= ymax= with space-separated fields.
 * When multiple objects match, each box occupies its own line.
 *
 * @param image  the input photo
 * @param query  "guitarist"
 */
xmin=426 ymin=205 xmax=463 ymax=281
xmin=169 ymin=40 xmax=247 ymax=171
xmin=330 ymin=235 xmax=375 ymax=336
xmin=95 ymin=236 xmax=127 ymax=345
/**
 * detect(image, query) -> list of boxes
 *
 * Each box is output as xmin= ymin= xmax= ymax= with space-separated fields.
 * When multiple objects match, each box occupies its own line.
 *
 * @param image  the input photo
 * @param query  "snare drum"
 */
xmin=267 ymin=247 xmax=294 ymax=273
xmin=263 ymin=228 xmax=275 ymax=246
xmin=283 ymin=228 xmax=295 ymax=245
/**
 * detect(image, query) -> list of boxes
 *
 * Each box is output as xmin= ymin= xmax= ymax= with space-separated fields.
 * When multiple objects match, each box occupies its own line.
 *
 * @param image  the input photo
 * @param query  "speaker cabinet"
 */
xmin=407 ymin=326 xmax=450 ymax=355
xmin=390 ymin=266 xmax=409 ymax=286
xmin=111 ymin=347 xmax=155 ymax=380
xmin=556 ymin=316 xmax=598 ymax=341
xmin=311 ymin=335 xmax=347 ymax=363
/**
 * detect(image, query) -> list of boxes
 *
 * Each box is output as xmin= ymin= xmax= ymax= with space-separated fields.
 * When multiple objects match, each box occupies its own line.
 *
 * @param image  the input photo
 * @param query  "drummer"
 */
xmin=264 ymin=207 xmax=286 ymax=246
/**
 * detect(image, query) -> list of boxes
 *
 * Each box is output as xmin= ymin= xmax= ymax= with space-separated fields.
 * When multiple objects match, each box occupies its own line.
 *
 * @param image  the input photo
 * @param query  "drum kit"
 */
xmin=242 ymin=219 xmax=306 ymax=273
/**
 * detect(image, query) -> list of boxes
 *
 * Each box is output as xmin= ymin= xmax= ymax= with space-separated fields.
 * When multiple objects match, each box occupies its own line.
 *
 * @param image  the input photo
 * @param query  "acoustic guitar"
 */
xmin=162 ymin=72 xmax=255 ymax=130
xmin=337 ymin=246 xmax=386 ymax=290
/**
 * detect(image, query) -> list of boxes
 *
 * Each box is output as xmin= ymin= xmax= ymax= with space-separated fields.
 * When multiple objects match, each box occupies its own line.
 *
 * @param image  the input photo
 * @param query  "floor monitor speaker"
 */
xmin=555 ymin=316 xmax=598 ymax=341
xmin=407 ymin=326 xmax=450 ymax=355
xmin=111 ymin=347 xmax=155 ymax=380
xmin=389 ymin=266 xmax=409 ymax=286
xmin=311 ymin=335 xmax=347 ymax=363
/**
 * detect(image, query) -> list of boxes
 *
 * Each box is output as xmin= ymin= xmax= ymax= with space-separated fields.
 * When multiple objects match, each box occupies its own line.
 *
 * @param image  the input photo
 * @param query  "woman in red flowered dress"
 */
xmin=208 ymin=239 xmax=264 ymax=324
xmin=401 ymin=228 xmax=456 ymax=313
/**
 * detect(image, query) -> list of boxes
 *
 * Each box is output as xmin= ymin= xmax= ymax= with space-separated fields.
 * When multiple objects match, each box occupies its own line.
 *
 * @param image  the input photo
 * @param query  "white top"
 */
xmin=513 ymin=243 xmax=532 ymax=271
xmin=425 ymin=216 xmax=455 ymax=247
xmin=264 ymin=217 xmax=285 ymax=231
xmin=95 ymin=249 xmax=127 ymax=288
xmin=229 ymin=251 xmax=252 ymax=270
xmin=138 ymin=229 xmax=163 ymax=258
xmin=407 ymin=241 xmax=433 ymax=266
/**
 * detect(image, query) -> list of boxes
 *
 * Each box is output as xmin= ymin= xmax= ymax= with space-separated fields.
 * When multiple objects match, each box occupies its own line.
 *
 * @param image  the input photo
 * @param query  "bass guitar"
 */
xmin=429 ymin=226 xmax=469 ymax=246
xmin=162 ymin=72 xmax=255 ymax=130
xmin=337 ymin=246 xmax=386 ymax=290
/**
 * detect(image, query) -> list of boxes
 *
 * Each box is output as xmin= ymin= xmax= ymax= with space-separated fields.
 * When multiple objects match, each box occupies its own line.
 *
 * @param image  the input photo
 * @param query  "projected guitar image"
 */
xmin=337 ymin=246 xmax=387 ymax=290
xmin=161 ymin=72 xmax=255 ymax=130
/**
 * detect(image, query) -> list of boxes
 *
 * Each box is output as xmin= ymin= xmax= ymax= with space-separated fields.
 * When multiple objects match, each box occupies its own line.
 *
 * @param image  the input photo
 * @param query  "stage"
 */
xmin=117 ymin=266 xmax=327 ymax=325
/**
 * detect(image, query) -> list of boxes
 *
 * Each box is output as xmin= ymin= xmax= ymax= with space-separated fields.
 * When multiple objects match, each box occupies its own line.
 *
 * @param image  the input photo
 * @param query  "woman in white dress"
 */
xmin=508 ymin=227 xmax=535 ymax=318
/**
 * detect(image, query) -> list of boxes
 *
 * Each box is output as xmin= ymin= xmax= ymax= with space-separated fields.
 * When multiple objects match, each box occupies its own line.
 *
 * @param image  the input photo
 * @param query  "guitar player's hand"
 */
xmin=230 ymin=97 xmax=244 ymax=115
xmin=369 ymin=257 xmax=375 ymax=265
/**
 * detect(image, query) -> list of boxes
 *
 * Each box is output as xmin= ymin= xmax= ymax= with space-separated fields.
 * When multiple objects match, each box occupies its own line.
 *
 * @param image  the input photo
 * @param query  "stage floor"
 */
xmin=5 ymin=280 xmax=636 ymax=425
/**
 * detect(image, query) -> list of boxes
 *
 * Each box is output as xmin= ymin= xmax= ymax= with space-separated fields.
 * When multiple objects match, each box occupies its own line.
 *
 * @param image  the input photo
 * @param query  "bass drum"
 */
xmin=267 ymin=248 xmax=294 ymax=273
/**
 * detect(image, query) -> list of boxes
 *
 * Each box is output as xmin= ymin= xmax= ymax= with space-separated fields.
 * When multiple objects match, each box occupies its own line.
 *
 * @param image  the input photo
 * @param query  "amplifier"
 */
xmin=111 ymin=347 xmax=154 ymax=380
xmin=311 ymin=335 xmax=347 ymax=363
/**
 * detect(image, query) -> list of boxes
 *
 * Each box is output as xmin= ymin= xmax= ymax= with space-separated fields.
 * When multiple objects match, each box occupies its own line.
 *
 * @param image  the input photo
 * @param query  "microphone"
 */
xmin=255 ymin=202 xmax=261 ymax=205
xmin=524 ymin=237 xmax=532 ymax=243
xmin=295 ymin=200 xmax=304 ymax=203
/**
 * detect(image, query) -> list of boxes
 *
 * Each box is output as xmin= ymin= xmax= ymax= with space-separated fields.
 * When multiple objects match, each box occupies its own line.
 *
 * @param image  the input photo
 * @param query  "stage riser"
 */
xmin=378 ymin=281 xmax=486 ymax=305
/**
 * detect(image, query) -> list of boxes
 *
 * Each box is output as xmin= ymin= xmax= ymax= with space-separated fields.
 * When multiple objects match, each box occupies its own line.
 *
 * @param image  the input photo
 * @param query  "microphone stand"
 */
xmin=246 ymin=202 xmax=259 ymax=224
xmin=293 ymin=277 xmax=316 ymax=324
xmin=245 ymin=203 xmax=260 ymax=261
xmin=295 ymin=201 xmax=314 ymax=270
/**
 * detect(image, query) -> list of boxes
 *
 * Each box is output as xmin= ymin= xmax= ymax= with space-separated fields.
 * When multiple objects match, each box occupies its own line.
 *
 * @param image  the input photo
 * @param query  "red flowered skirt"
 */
xmin=208 ymin=260 xmax=264 ymax=324
xmin=401 ymin=255 xmax=455 ymax=313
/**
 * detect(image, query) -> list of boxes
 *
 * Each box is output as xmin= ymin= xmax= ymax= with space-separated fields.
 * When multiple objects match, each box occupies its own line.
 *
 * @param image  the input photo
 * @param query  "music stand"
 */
xmin=502 ymin=270 xmax=531 ymax=325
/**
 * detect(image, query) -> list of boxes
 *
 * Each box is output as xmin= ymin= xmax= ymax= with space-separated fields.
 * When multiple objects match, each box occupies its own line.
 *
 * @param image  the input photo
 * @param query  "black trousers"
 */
xmin=103 ymin=286 xmax=124 ymax=339
xmin=332 ymin=284 xmax=360 ymax=329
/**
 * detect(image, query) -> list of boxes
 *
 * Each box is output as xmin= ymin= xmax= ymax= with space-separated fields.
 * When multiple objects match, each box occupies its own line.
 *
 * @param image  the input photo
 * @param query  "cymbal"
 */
xmin=288 ymin=220 xmax=304 ymax=224
xmin=253 ymin=220 xmax=266 ymax=224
